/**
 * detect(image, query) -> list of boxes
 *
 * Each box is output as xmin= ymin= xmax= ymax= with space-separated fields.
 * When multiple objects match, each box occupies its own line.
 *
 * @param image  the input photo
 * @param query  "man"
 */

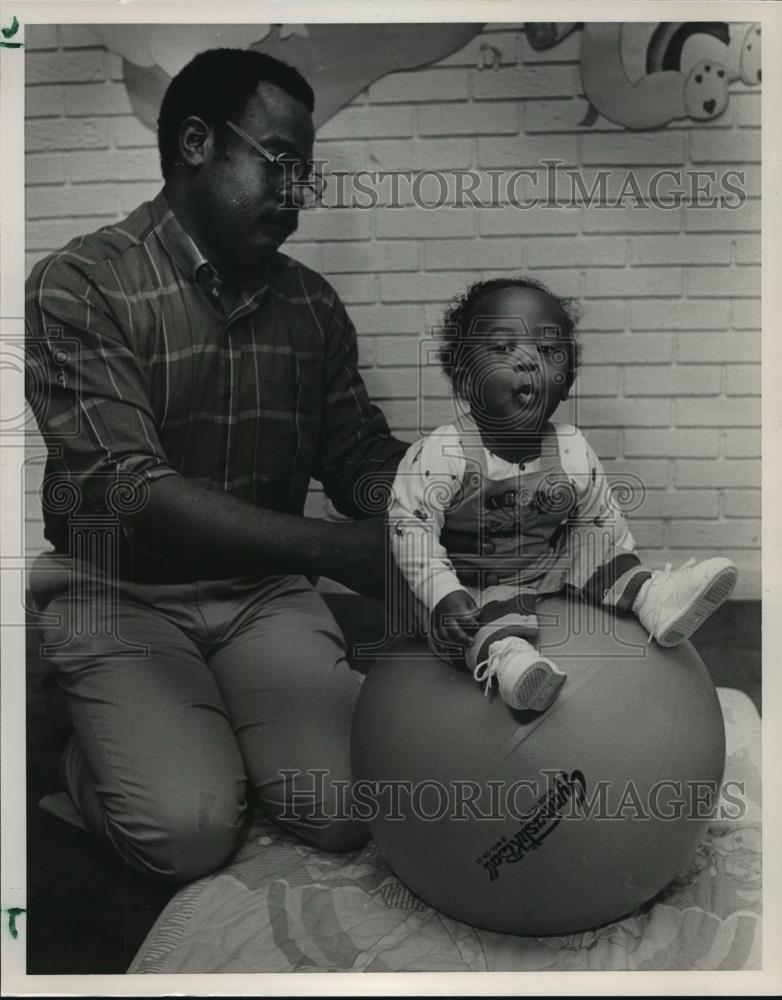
xmin=26 ymin=48 xmax=407 ymax=882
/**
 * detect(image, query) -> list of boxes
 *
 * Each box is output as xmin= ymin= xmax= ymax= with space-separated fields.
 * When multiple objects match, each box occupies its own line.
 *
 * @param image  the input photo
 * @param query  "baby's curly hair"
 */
xmin=438 ymin=276 xmax=582 ymax=401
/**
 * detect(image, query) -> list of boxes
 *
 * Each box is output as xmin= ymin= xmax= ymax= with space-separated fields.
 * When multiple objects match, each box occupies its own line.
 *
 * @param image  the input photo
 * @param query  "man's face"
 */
xmin=191 ymin=81 xmax=315 ymax=275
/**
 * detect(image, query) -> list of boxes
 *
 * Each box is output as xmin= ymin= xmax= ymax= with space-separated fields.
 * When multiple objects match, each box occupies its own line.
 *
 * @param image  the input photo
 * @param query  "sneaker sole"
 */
xmin=656 ymin=565 xmax=739 ymax=647
xmin=509 ymin=662 xmax=567 ymax=713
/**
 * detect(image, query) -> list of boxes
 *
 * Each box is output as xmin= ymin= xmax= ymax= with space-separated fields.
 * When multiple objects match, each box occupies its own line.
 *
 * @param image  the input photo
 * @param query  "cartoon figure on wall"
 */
xmin=88 ymin=20 xmax=761 ymax=136
xmin=526 ymin=21 xmax=761 ymax=128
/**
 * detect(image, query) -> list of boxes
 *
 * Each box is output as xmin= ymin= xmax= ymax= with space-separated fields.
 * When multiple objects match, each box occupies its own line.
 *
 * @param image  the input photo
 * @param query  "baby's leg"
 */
xmin=464 ymin=585 xmax=567 ymax=712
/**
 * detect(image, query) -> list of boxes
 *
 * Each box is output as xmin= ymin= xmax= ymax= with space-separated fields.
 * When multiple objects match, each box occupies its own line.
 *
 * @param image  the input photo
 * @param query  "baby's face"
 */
xmin=463 ymin=286 xmax=572 ymax=434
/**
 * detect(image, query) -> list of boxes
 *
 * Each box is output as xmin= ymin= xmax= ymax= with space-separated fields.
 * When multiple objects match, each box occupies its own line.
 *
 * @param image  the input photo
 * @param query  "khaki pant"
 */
xmin=31 ymin=555 xmax=367 ymax=883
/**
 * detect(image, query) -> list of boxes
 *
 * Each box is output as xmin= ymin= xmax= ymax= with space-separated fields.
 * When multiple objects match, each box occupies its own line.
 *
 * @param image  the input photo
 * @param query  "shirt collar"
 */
xmin=149 ymin=188 xmax=274 ymax=306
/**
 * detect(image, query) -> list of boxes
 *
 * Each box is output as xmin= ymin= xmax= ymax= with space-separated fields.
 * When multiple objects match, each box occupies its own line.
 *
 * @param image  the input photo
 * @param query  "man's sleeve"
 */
xmin=25 ymin=256 xmax=181 ymax=513
xmin=311 ymin=286 xmax=409 ymax=519
xmin=388 ymin=433 xmax=466 ymax=612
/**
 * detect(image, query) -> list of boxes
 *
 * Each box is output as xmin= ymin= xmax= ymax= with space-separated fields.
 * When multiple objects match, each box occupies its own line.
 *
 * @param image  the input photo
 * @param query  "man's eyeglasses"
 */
xmin=225 ymin=120 xmax=325 ymax=209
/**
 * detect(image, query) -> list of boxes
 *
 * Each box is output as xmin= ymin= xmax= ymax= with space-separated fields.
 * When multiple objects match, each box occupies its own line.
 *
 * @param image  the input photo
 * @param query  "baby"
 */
xmin=388 ymin=276 xmax=737 ymax=713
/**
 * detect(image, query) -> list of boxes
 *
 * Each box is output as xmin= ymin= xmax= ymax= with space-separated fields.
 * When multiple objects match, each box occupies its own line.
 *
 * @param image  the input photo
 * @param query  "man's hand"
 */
xmin=432 ymin=589 xmax=480 ymax=649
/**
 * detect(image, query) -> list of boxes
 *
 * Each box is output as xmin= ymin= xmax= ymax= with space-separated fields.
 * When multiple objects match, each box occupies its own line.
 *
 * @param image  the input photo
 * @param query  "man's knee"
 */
xmin=282 ymin=816 xmax=370 ymax=854
xmin=110 ymin=790 xmax=247 ymax=884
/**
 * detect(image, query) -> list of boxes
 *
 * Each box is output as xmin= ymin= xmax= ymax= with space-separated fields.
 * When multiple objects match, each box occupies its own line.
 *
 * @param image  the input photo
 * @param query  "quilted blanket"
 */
xmin=129 ymin=687 xmax=761 ymax=973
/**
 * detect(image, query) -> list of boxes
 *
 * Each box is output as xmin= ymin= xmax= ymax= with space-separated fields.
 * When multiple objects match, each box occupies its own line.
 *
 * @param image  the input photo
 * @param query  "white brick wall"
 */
xmin=23 ymin=24 xmax=762 ymax=598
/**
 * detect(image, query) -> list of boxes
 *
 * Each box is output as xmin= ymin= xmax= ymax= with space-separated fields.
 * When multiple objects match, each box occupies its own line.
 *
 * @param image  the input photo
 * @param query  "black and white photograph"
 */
xmin=1 ymin=1 xmax=780 ymax=994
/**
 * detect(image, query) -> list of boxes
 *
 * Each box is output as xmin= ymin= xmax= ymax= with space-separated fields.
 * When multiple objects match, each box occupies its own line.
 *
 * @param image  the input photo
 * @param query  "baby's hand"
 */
xmin=432 ymin=590 xmax=480 ymax=649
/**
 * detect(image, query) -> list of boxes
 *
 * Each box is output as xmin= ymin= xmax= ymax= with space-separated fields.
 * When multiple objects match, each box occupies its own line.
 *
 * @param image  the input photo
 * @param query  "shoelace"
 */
xmin=472 ymin=635 xmax=530 ymax=696
xmin=644 ymin=557 xmax=697 ymax=643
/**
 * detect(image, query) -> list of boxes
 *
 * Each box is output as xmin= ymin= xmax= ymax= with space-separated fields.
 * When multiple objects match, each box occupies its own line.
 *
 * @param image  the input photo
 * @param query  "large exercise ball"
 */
xmin=351 ymin=595 xmax=725 ymax=936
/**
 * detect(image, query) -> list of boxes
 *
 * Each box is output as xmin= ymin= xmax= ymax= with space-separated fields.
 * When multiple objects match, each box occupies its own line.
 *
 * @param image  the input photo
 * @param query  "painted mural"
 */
xmin=89 ymin=21 xmax=762 ymax=134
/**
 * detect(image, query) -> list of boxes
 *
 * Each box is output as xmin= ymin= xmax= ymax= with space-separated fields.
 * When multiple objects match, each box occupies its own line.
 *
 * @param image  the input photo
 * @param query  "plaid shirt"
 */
xmin=26 ymin=189 xmax=407 ymax=580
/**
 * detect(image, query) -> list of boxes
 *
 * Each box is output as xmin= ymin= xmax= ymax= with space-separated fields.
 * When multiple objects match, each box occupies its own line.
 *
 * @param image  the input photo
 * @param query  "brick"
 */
xmin=25 ymin=25 xmax=58 ymax=50
xmin=117 ymin=182 xmax=163 ymax=212
xmin=60 ymin=25 xmax=103 ymax=48
xmin=376 ymin=207 xmax=474 ymax=239
xmin=583 ymin=267 xmax=683 ymax=298
xmin=724 ymin=490 xmax=761 ymax=518
xmin=477 ymin=135 xmax=579 ymax=169
xmin=631 ymin=235 xmax=732 ymax=266
xmin=350 ymin=304 xmax=423 ymax=335
xmin=374 ymin=336 xmax=426 ymax=366
xmin=581 ymin=134 xmax=686 ymax=166
xmin=368 ymin=69 xmax=469 ymax=103
xmin=625 ymin=429 xmax=719 ymax=459
xmin=523 ymin=268 xmax=580 ymax=298
xmin=364 ymin=367 xmax=422 ymax=399
xmin=380 ymin=271 xmax=474 ymax=303
xmin=384 ymin=397 xmax=456 ymax=431
xmin=579 ymin=399 xmax=672 ymax=429
xmin=577 ymin=302 xmax=625 ymax=333
xmin=479 ymin=207 xmax=580 ymax=236
xmin=325 ymin=242 xmax=418 ymax=273
xmin=419 ymin=102 xmax=518 ymax=136
xmin=634 ymin=489 xmax=719 ymax=519
xmin=724 ymin=428 xmax=760 ymax=457
xmin=584 ymin=334 xmax=673 ymax=363
xmin=369 ymin=138 xmax=472 ymax=170
xmin=574 ymin=367 xmax=619 ymax=397
xmin=687 ymin=266 xmax=760 ymax=298
xmin=25 ymin=86 xmax=65 ymax=118
xmin=26 ymin=216 xmax=117 ymax=251
xmin=525 ymin=236 xmax=627 ymax=268
xmin=105 ymin=52 xmax=125 ymax=82
xmin=677 ymin=331 xmax=760 ymax=364
xmin=318 ymin=106 xmax=415 ymax=140
xmin=25 ymin=153 xmax=66 ymax=185
xmin=602 ymin=459 xmax=670 ymax=489
xmin=670 ymin=520 xmax=760 ymax=549
xmin=683 ymin=199 xmax=760 ymax=233
xmin=26 ymin=183 xmax=118 ymax=218
xmin=314 ymin=141 xmax=367 ymax=175
xmin=674 ymin=459 xmax=760 ymax=489
xmin=583 ymin=207 xmax=681 ymax=235
xmin=725 ymin=365 xmax=760 ymax=396
xmin=68 ymin=149 xmax=161 ymax=182
xmin=731 ymin=299 xmax=761 ymax=330
xmin=690 ymin=131 xmax=761 ymax=164
xmin=26 ymin=118 xmax=110 ymax=152
xmin=26 ymin=51 xmax=106 ymax=85
xmin=423 ymin=238 xmax=526 ymax=272
xmin=735 ymin=91 xmax=761 ymax=128
xmin=677 ymin=397 xmax=759 ymax=427
xmin=472 ymin=65 xmax=580 ymax=101
xmin=626 ymin=366 xmax=721 ymax=396
xmin=328 ymin=273 xmax=376 ymax=305
xmin=629 ymin=299 xmax=729 ymax=331
xmin=732 ymin=236 xmax=760 ymax=265
xmin=64 ymin=82 xmax=133 ymax=116
xmin=294 ymin=209 xmax=373 ymax=242
xmin=526 ymin=99 xmax=621 ymax=135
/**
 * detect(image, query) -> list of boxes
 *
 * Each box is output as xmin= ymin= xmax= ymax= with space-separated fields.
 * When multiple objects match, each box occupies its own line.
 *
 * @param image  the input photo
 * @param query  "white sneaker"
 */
xmin=633 ymin=557 xmax=738 ymax=647
xmin=469 ymin=635 xmax=567 ymax=712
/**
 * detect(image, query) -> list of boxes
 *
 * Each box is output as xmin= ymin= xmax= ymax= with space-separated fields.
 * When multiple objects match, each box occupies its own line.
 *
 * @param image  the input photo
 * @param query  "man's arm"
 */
xmin=26 ymin=257 xmax=388 ymax=594
xmin=310 ymin=283 xmax=409 ymax=518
